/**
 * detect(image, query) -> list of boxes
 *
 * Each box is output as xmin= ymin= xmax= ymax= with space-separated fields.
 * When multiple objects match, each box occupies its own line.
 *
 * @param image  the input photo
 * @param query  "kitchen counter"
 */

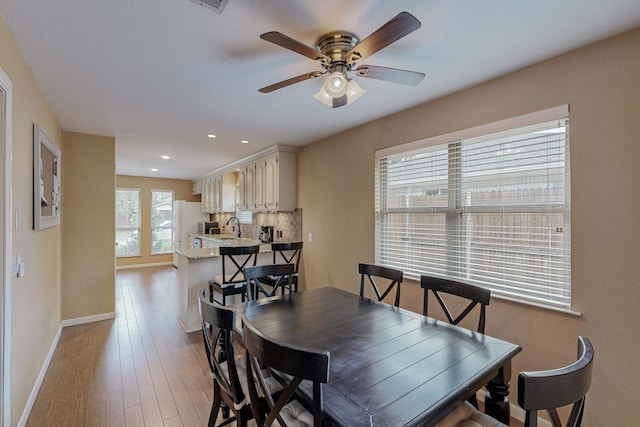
xmin=178 ymin=234 xmax=272 ymax=259
xmin=175 ymin=234 xmax=282 ymax=332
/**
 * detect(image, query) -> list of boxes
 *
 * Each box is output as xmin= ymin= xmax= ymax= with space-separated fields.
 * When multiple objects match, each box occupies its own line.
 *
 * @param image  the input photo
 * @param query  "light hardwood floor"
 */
xmin=26 ymin=266 xmax=213 ymax=427
xmin=26 ymin=265 xmax=524 ymax=427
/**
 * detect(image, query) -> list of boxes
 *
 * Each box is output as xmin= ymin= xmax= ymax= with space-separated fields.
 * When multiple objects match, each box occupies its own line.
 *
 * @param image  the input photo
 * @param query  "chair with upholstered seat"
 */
xmin=243 ymin=316 xmax=330 ymax=427
xmin=358 ymin=263 xmax=403 ymax=307
xmin=209 ymin=245 xmax=260 ymax=306
xmin=199 ymin=289 xmax=282 ymax=427
xmin=245 ymin=263 xmax=295 ymax=300
xmin=435 ymin=336 xmax=594 ymax=427
xmin=198 ymin=288 xmax=251 ymax=427
xmin=260 ymin=242 xmax=303 ymax=294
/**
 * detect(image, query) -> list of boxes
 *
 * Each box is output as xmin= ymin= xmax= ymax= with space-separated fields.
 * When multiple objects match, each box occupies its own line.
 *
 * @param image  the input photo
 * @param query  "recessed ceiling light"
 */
xmin=151 ymin=168 xmax=159 ymax=172
xmin=208 ymin=134 xmax=216 ymax=139
xmin=241 ymin=140 xmax=249 ymax=144
xmin=161 ymin=155 xmax=170 ymax=160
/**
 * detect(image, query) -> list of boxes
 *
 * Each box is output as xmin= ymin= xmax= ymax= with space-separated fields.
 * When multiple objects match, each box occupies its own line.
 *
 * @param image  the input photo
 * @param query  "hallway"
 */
xmin=26 ymin=266 xmax=212 ymax=426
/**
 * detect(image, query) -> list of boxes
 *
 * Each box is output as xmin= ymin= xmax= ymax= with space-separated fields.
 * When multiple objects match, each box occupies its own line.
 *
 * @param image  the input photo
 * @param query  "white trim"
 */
xmin=177 ymin=315 xmax=199 ymax=334
xmin=0 ymin=65 xmax=13 ymax=427
xmin=17 ymin=312 xmax=115 ymax=427
xmin=115 ymin=261 xmax=173 ymax=270
xmin=16 ymin=325 xmax=62 ymax=427
xmin=491 ymin=293 xmax=583 ymax=317
xmin=377 ymin=105 xmax=569 ymax=158
xmin=60 ymin=312 xmax=115 ymax=328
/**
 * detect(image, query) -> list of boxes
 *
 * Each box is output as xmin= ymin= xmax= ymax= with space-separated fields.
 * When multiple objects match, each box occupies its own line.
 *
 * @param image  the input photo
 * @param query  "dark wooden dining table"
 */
xmin=237 ymin=286 xmax=521 ymax=427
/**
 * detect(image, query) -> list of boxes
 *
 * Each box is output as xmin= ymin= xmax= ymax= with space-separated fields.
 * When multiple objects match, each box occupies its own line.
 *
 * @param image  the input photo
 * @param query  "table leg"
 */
xmin=484 ymin=363 xmax=512 ymax=425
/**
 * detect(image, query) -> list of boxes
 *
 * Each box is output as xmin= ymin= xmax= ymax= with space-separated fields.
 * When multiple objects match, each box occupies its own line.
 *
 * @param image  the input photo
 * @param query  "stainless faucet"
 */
xmin=225 ymin=216 xmax=241 ymax=238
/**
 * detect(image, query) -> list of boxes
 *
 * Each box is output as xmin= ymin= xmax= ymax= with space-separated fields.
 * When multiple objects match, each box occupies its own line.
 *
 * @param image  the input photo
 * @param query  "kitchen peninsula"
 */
xmin=175 ymin=235 xmax=275 ymax=332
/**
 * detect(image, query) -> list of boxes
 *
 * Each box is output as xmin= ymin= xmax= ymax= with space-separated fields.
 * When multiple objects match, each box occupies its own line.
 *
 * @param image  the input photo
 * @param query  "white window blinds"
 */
xmin=116 ymin=188 xmax=141 ymax=257
xmin=375 ymin=107 xmax=571 ymax=308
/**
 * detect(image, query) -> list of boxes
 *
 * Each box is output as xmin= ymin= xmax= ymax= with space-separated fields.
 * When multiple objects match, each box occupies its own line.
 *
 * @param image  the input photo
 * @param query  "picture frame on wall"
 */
xmin=33 ymin=123 xmax=60 ymax=229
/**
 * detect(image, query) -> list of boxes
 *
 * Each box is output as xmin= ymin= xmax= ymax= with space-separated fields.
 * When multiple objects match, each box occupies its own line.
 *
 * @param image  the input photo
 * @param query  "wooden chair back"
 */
xmin=198 ymin=288 xmax=246 ymax=423
xmin=420 ymin=275 xmax=491 ymax=333
xmin=219 ymin=244 xmax=260 ymax=284
xmin=518 ymin=336 xmax=594 ymax=427
xmin=271 ymin=242 xmax=303 ymax=273
xmin=359 ymin=263 xmax=403 ymax=307
xmin=245 ymin=263 xmax=295 ymax=300
xmin=243 ymin=317 xmax=330 ymax=427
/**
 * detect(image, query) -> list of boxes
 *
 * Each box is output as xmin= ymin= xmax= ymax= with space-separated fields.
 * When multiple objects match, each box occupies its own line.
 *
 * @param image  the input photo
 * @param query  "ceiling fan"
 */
xmin=258 ymin=11 xmax=425 ymax=108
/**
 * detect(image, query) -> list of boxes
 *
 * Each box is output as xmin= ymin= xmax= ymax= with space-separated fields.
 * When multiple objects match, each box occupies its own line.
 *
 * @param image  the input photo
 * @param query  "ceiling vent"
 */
xmin=190 ymin=0 xmax=229 ymax=14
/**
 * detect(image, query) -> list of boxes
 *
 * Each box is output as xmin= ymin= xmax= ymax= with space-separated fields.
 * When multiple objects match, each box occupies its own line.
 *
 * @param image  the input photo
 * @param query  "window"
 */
xmin=116 ymin=189 xmax=140 ymax=257
xmin=151 ymin=190 xmax=174 ymax=254
xmin=375 ymin=106 xmax=571 ymax=308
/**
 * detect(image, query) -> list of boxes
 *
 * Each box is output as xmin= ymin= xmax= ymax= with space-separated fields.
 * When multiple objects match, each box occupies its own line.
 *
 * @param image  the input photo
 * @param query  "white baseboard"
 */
xmin=61 ymin=312 xmax=115 ymax=328
xmin=116 ymin=261 xmax=173 ymax=270
xmin=17 ymin=325 xmax=62 ymax=427
xmin=17 ymin=312 xmax=115 ymax=427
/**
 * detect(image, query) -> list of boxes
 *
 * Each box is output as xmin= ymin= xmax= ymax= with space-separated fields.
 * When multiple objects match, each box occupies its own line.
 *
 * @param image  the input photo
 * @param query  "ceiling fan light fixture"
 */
xmin=323 ymin=71 xmax=348 ymax=98
xmin=345 ymin=79 xmax=366 ymax=103
xmin=314 ymin=78 xmax=366 ymax=108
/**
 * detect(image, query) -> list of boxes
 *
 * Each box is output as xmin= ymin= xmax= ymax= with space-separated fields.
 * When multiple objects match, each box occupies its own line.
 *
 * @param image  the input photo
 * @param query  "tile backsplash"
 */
xmin=212 ymin=209 xmax=302 ymax=243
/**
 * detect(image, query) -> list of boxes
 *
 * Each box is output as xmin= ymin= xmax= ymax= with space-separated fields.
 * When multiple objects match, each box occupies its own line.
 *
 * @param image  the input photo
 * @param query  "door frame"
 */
xmin=0 ymin=65 xmax=13 ymax=427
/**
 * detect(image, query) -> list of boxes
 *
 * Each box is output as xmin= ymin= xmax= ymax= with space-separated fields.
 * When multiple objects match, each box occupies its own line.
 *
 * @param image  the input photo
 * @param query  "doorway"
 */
xmin=0 ymin=66 xmax=13 ymax=427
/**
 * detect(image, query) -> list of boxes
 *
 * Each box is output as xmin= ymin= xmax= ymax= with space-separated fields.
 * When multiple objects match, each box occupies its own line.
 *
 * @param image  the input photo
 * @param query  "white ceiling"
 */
xmin=1 ymin=1 xmax=640 ymax=180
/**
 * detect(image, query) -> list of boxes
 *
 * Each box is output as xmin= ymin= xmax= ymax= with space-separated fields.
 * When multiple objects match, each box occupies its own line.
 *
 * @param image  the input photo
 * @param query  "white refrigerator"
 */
xmin=172 ymin=200 xmax=208 ymax=267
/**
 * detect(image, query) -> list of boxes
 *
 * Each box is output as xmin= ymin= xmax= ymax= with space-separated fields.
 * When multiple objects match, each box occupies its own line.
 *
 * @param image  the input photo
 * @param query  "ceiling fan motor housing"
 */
xmin=316 ymin=32 xmax=360 ymax=70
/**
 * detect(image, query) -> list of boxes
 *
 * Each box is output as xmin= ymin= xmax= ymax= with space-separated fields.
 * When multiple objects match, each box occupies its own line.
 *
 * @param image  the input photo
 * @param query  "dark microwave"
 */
xmin=198 ymin=222 xmax=219 ymax=234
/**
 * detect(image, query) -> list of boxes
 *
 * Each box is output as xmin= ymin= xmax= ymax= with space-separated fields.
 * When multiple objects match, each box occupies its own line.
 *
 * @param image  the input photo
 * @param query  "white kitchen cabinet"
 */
xmin=192 ymin=179 xmax=203 ymax=195
xmin=237 ymin=166 xmax=247 ymax=210
xmin=201 ymin=173 xmax=236 ymax=213
xmin=193 ymin=144 xmax=297 ymax=213
xmin=264 ymin=153 xmax=279 ymax=210
xmin=245 ymin=150 xmax=295 ymax=212
xmin=245 ymin=163 xmax=256 ymax=210
xmin=254 ymin=157 xmax=266 ymax=210
xmin=218 ymin=172 xmax=237 ymax=212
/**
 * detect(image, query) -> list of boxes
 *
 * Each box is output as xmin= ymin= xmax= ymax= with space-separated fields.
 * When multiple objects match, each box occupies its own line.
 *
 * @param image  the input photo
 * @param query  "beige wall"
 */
xmin=116 ymin=175 xmax=199 ymax=268
xmin=0 ymin=16 xmax=64 ymax=426
xmin=62 ymin=132 xmax=115 ymax=320
xmin=298 ymin=28 xmax=640 ymax=425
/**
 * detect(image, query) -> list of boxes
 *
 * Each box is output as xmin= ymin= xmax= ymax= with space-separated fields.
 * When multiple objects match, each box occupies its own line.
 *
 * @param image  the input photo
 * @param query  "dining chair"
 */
xmin=518 ymin=336 xmax=594 ymax=427
xmin=243 ymin=316 xmax=330 ymax=427
xmin=198 ymin=288 xmax=253 ymax=427
xmin=421 ymin=275 xmax=491 ymax=409
xmin=420 ymin=275 xmax=491 ymax=333
xmin=209 ymin=245 xmax=260 ymax=306
xmin=245 ymin=263 xmax=295 ymax=300
xmin=260 ymin=242 xmax=303 ymax=293
xmin=358 ymin=263 xmax=403 ymax=307
xmin=435 ymin=336 xmax=594 ymax=427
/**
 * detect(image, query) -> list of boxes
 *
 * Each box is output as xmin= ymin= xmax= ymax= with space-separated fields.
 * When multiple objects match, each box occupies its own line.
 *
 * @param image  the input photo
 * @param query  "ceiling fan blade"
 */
xmin=258 ymin=71 xmax=324 ymax=93
xmin=260 ymin=31 xmax=330 ymax=63
xmin=354 ymin=65 xmax=425 ymax=86
xmin=347 ymin=12 xmax=421 ymax=63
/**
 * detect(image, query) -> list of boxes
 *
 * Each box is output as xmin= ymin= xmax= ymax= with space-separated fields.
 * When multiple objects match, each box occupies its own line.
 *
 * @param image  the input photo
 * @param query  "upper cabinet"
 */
xmin=199 ymin=172 xmax=237 ymax=213
xmin=192 ymin=180 xmax=202 ymax=195
xmin=194 ymin=144 xmax=297 ymax=213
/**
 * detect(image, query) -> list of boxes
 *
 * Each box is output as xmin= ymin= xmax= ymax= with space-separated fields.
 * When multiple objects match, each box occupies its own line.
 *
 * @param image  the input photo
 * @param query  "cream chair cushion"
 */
xmin=436 ymin=401 xmax=508 ymax=427
xmin=272 ymin=399 xmax=314 ymax=427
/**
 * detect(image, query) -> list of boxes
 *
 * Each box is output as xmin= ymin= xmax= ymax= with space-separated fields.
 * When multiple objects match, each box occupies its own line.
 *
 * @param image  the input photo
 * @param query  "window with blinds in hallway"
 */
xmin=375 ymin=106 xmax=571 ymax=308
xmin=116 ymin=188 xmax=141 ymax=257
